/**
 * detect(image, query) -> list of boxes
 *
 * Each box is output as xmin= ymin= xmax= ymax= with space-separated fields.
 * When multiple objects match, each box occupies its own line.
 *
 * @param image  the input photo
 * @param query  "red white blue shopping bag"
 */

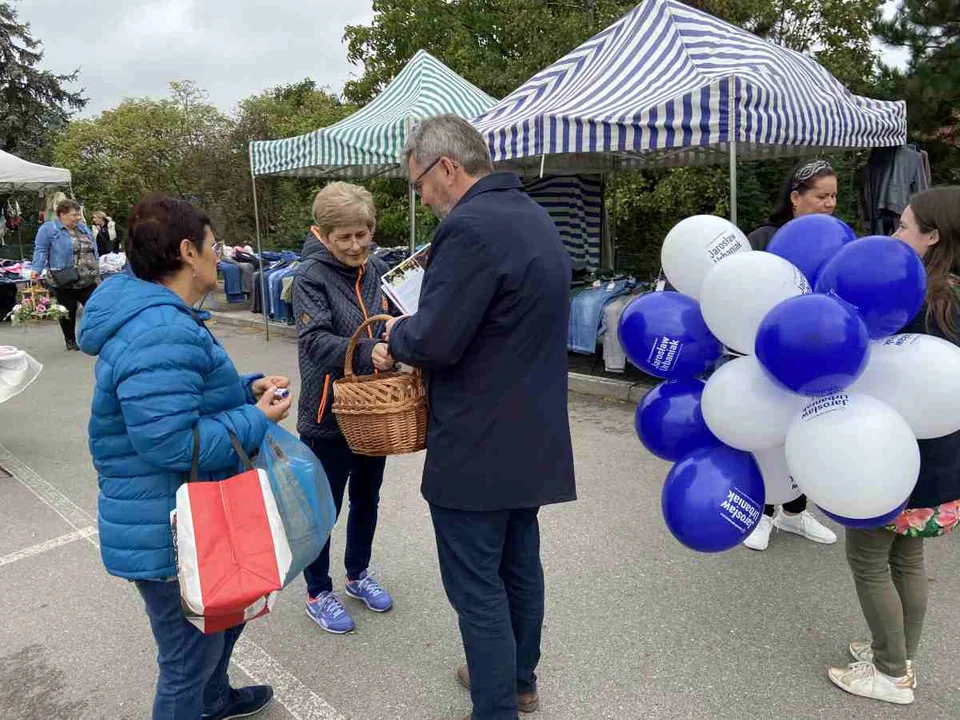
xmin=171 ymin=432 xmax=293 ymax=634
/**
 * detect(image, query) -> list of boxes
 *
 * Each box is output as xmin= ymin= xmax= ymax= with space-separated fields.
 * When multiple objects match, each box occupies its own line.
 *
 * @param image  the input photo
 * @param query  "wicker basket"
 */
xmin=333 ymin=314 xmax=428 ymax=456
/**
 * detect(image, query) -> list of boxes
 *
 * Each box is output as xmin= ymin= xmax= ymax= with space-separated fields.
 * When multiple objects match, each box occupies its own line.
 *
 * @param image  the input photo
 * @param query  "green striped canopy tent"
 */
xmin=246 ymin=50 xmax=496 ymax=338
xmin=250 ymin=50 xmax=496 ymax=180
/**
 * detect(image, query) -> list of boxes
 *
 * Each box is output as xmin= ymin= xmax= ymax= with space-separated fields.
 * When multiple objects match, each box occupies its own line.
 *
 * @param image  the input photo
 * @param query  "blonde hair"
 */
xmin=92 ymin=211 xmax=107 ymax=222
xmin=312 ymin=182 xmax=376 ymax=236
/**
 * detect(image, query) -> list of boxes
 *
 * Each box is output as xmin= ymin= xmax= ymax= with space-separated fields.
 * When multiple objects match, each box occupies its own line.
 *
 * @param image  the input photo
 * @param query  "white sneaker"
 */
xmin=828 ymin=661 xmax=914 ymax=704
xmin=849 ymin=641 xmax=917 ymax=689
xmin=773 ymin=510 xmax=837 ymax=544
xmin=743 ymin=515 xmax=773 ymax=551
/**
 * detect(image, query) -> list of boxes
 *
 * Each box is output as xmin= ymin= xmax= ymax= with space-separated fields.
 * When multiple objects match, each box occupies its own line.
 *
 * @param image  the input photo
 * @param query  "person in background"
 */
xmin=32 ymin=199 xmax=100 ymax=351
xmin=743 ymin=159 xmax=839 ymax=551
xmin=292 ymin=182 xmax=395 ymax=635
xmin=828 ymin=187 xmax=960 ymax=705
xmin=91 ymin=211 xmax=119 ymax=254
xmin=747 ymin=159 xmax=839 ymax=250
xmin=385 ymin=115 xmax=576 ymax=720
xmin=77 ymin=193 xmax=291 ymax=719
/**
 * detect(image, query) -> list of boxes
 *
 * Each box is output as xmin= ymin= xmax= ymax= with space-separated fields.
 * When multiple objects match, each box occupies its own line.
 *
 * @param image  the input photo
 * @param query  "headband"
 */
xmin=792 ymin=160 xmax=833 ymax=190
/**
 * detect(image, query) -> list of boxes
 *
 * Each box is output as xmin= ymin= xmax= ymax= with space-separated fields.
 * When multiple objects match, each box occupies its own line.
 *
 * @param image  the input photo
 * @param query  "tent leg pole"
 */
xmin=408 ymin=181 xmax=416 ymax=255
xmin=729 ymin=138 xmax=738 ymax=226
xmin=250 ymin=170 xmax=270 ymax=342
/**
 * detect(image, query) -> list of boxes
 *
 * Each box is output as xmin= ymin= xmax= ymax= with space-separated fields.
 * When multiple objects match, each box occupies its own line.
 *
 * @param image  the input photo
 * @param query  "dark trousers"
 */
xmin=52 ymin=283 xmax=96 ymax=345
xmin=845 ymin=528 xmax=927 ymax=677
xmin=136 ymin=579 xmax=243 ymax=719
xmin=764 ymin=493 xmax=808 ymax=517
xmin=430 ymin=504 xmax=544 ymax=720
xmin=301 ymin=435 xmax=386 ymax=597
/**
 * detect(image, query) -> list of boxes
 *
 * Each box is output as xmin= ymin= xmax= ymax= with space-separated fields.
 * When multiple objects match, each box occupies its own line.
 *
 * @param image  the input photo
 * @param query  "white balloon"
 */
xmin=700 ymin=252 xmax=811 ymax=354
xmin=702 ymin=355 xmax=807 ymax=451
xmin=661 ymin=215 xmax=751 ymax=300
xmin=849 ymin=333 xmax=960 ymax=439
xmin=785 ymin=393 xmax=919 ymax=519
xmin=752 ymin=445 xmax=803 ymax=506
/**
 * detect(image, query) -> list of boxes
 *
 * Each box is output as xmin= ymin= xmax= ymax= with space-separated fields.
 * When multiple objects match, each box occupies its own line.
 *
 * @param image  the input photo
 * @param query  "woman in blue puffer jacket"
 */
xmin=78 ymin=194 xmax=292 ymax=720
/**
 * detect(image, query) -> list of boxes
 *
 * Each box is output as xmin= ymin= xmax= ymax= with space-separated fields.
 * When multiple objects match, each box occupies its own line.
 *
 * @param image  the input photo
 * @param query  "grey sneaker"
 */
xmin=849 ymin=640 xmax=916 ymax=688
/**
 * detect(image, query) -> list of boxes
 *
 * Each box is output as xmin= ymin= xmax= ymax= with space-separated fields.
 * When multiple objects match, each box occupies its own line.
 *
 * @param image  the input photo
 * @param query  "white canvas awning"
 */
xmin=0 ymin=150 xmax=71 ymax=192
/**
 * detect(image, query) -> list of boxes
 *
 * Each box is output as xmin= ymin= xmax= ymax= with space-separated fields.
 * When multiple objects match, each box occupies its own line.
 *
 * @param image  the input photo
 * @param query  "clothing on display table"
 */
xmin=568 ymin=278 xmax=634 ymax=355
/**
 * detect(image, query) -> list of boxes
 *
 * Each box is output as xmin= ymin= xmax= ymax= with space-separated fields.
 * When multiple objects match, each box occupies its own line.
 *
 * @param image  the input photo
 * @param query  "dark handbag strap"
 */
xmin=188 ymin=427 xmax=254 ymax=482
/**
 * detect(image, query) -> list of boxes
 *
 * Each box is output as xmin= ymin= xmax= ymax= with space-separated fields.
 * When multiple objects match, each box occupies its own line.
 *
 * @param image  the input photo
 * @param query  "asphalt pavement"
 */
xmin=1 ymin=319 xmax=957 ymax=720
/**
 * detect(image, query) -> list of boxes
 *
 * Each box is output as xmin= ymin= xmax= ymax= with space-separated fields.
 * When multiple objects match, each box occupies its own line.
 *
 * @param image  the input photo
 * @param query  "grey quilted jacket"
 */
xmin=292 ymin=233 xmax=389 ymax=439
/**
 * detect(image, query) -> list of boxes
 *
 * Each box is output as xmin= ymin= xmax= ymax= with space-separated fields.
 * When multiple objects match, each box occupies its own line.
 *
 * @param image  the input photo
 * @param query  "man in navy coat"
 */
xmin=384 ymin=115 xmax=576 ymax=720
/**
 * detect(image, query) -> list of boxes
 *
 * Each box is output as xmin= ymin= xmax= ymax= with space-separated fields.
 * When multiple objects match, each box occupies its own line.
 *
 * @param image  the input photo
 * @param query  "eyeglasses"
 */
xmin=212 ymin=241 xmax=224 ymax=259
xmin=331 ymin=232 xmax=372 ymax=250
xmin=411 ymin=157 xmax=443 ymax=194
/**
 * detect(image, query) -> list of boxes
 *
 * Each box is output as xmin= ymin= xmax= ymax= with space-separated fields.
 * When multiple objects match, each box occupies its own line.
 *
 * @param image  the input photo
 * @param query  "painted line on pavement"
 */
xmin=0 ymin=440 xmax=339 ymax=720
xmin=0 ymin=442 xmax=99 ymax=545
xmin=231 ymin=637 xmax=346 ymax=720
xmin=0 ymin=526 xmax=99 ymax=568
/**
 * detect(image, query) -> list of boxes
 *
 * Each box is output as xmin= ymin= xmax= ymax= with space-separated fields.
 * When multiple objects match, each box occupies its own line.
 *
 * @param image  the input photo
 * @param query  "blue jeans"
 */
xmin=568 ymin=280 xmax=632 ymax=354
xmin=301 ymin=435 xmax=386 ymax=597
xmin=136 ymin=579 xmax=244 ymax=719
xmin=430 ymin=504 xmax=544 ymax=720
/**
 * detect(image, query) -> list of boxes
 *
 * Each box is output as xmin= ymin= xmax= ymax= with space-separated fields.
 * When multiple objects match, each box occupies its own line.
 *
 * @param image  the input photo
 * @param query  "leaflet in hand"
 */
xmin=381 ymin=245 xmax=430 ymax=315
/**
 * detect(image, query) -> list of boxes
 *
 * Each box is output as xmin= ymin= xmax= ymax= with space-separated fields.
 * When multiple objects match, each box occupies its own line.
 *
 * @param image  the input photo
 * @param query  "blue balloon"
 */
xmin=767 ymin=215 xmax=856 ymax=285
xmin=815 ymin=237 xmax=927 ymax=339
xmin=755 ymin=294 xmax=870 ymax=395
xmin=819 ymin=500 xmax=908 ymax=529
xmin=636 ymin=379 xmax=720 ymax=461
xmin=662 ymin=445 xmax=766 ymax=553
xmin=618 ymin=292 xmax=723 ymax=379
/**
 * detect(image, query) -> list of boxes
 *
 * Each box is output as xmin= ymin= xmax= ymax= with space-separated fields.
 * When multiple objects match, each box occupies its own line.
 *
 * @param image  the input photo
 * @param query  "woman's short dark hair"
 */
xmin=55 ymin=199 xmax=82 ymax=217
xmin=768 ymin=159 xmax=837 ymax=227
xmin=128 ymin=194 xmax=211 ymax=282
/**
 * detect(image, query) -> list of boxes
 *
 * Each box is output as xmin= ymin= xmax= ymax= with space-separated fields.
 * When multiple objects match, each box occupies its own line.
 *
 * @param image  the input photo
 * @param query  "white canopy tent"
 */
xmin=0 ymin=150 xmax=72 ymax=261
xmin=0 ymin=150 xmax=71 ymax=193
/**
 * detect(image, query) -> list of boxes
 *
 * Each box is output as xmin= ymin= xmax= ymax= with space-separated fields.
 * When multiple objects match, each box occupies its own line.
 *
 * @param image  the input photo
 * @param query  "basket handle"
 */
xmin=343 ymin=314 xmax=396 ymax=378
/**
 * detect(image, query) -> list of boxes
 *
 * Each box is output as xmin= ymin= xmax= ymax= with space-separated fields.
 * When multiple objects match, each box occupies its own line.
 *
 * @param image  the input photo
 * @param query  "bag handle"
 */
xmin=343 ymin=313 xmax=395 ymax=379
xmin=189 ymin=427 xmax=255 ymax=482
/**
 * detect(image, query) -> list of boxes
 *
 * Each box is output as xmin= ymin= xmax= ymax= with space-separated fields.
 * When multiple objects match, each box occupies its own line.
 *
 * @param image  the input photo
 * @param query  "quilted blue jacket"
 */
xmin=78 ymin=274 xmax=268 ymax=580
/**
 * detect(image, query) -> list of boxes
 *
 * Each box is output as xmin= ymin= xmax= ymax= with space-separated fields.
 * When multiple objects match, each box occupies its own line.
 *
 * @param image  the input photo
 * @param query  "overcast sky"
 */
xmin=14 ymin=0 xmax=909 ymax=119
xmin=14 ymin=0 xmax=376 ymax=116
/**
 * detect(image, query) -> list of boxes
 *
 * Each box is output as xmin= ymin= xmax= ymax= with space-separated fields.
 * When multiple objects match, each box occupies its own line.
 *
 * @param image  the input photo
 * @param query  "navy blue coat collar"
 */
xmin=454 ymin=172 xmax=524 ymax=210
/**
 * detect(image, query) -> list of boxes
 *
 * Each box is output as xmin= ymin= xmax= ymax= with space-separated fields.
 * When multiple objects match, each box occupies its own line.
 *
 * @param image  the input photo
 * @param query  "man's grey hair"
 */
xmin=403 ymin=114 xmax=494 ymax=178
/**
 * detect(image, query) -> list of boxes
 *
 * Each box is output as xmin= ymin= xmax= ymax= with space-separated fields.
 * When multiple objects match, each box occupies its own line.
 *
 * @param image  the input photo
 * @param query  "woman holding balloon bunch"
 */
xmin=827 ymin=187 xmax=960 ymax=706
xmin=742 ymin=159 xmax=842 ymax=551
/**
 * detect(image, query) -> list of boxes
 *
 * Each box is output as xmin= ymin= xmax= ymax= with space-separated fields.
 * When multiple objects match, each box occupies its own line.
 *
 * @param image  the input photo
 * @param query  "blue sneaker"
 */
xmin=344 ymin=570 xmax=394 ymax=612
xmin=305 ymin=591 xmax=355 ymax=634
xmin=201 ymin=685 xmax=274 ymax=719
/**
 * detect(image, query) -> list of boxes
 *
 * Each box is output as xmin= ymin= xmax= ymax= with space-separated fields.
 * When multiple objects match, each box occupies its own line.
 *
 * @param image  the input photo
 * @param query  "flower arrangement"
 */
xmin=4 ymin=293 xmax=69 ymax=326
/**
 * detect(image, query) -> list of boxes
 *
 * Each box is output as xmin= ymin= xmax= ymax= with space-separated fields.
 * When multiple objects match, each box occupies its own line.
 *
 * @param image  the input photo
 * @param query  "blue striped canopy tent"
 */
xmin=249 ymin=50 xmax=496 ymax=180
xmin=474 ymin=0 xmax=907 ymax=223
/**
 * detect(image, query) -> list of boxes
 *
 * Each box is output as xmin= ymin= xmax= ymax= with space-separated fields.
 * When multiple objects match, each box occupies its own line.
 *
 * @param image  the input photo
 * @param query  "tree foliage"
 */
xmin=0 ymin=2 xmax=86 ymax=160
xmin=875 ymin=0 xmax=960 ymax=183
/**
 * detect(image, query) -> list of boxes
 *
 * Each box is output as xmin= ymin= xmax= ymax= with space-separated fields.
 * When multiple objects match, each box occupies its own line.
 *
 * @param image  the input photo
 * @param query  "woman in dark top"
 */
xmin=743 ymin=160 xmax=840 ymax=550
xmin=828 ymin=186 xmax=960 ymax=705
xmin=747 ymin=159 xmax=839 ymax=251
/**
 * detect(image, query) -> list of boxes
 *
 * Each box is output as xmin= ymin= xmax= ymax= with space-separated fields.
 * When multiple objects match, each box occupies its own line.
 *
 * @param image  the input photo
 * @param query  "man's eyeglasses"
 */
xmin=411 ymin=156 xmax=443 ymax=194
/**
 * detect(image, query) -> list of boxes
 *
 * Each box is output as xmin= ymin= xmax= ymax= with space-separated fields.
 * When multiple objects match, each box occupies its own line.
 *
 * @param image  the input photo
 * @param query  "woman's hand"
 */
xmin=252 ymin=375 xmax=290 ymax=400
xmin=256 ymin=386 xmax=292 ymax=423
xmin=372 ymin=343 xmax=395 ymax=371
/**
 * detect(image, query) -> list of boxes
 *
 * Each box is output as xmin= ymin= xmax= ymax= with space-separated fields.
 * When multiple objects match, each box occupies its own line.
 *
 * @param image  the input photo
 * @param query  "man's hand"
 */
xmin=372 ymin=343 xmax=395 ymax=371
xmin=383 ymin=315 xmax=405 ymax=342
xmin=252 ymin=375 xmax=290 ymax=400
